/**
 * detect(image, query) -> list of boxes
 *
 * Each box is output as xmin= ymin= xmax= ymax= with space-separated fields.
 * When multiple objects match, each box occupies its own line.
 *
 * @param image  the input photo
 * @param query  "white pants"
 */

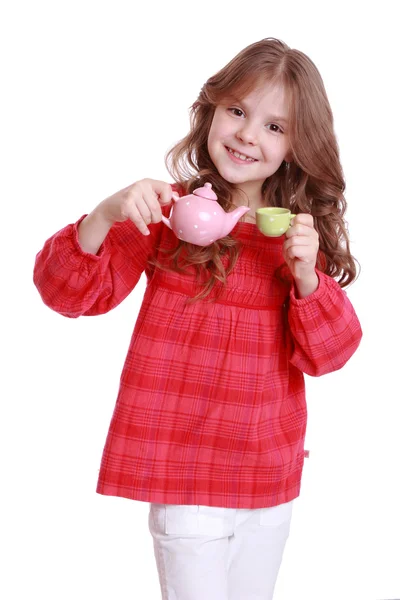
xmin=149 ymin=500 xmax=293 ymax=600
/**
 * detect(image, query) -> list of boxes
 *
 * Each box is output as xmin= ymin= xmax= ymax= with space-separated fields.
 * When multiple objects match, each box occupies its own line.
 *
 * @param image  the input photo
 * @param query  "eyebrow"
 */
xmin=228 ymin=97 xmax=288 ymax=124
xmin=268 ymin=115 xmax=288 ymax=124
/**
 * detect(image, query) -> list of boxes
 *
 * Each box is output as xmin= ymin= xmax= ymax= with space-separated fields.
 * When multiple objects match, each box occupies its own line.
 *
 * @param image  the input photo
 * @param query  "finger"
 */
xmin=137 ymin=192 xmax=163 ymax=224
xmin=149 ymin=180 xmax=175 ymax=205
xmin=286 ymin=223 xmax=313 ymax=238
xmin=285 ymin=245 xmax=317 ymax=262
xmin=124 ymin=203 xmax=151 ymax=236
xmin=136 ymin=196 xmax=155 ymax=224
xmin=284 ymin=236 xmax=314 ymax=250
xmin=292 ymin=213 xmax=314 ymax=228
xmin=286 ymin=223 xmax=317 ymax=238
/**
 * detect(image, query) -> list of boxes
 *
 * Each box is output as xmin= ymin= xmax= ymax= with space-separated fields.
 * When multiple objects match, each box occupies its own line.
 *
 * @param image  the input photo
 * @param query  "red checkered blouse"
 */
xmin=33 ymin=203 xmax=362 ymax=509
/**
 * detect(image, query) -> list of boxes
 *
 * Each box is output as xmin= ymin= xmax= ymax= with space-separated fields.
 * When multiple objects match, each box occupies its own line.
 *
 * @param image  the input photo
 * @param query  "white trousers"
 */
xmin=148 ymin=500 xmax=293 ymax=600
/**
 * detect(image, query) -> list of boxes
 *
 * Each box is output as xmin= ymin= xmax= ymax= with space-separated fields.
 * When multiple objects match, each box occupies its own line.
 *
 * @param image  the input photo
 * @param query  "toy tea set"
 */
xmin=161 ymin=182 xmax=295 ymax=246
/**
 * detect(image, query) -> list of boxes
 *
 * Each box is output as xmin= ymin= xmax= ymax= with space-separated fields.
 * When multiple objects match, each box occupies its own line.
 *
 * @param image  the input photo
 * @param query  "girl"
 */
xmin=34 ymin=38 xmax=362 ymax=600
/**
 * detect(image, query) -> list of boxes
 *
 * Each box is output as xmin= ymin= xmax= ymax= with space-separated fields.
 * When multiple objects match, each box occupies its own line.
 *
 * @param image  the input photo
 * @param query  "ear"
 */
xmin=284 ymin=151 xmax=293 ymax=163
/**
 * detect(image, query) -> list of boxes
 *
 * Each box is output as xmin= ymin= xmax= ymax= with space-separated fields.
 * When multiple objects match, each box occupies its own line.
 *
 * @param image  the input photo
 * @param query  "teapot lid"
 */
xmin=192 ymin=182 xmax=218 ymax=200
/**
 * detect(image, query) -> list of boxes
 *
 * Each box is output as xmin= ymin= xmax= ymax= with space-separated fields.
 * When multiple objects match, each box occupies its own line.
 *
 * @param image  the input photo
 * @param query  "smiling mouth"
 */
xmin=225 ymin=146 xmax=258 ymax=162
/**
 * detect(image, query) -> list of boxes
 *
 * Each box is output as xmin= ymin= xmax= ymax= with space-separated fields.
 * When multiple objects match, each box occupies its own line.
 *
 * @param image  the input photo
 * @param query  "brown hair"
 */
xmin=150 ymin=37 xmax=358 ymax=302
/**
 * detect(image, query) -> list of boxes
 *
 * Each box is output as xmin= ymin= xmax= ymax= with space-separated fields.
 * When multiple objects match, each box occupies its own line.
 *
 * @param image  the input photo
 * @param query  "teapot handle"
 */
xmin=161 ymin=202 xmax=175 ymax=229
xmin=161 ymin=215 xmax=172 ymax=229
xmin=161 ymin=192 xmax=178 ymax=229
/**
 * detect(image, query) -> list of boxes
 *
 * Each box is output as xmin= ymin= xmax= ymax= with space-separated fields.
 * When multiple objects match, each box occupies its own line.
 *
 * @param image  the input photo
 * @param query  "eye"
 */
xmin=228 ymin=107 xmax=245 ymax=117
xmin=267 ymin=123 xmax=284 ymax=134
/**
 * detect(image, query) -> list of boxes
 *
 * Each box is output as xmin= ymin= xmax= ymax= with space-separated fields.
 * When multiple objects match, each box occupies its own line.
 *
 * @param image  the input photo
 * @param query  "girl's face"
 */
xmin=207 ymin=81 xmax=291 ymax=202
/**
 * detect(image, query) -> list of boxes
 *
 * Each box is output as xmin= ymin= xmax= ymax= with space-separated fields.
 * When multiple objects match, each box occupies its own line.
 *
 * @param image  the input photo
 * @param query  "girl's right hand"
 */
xmin=96 ymin=179 xmax=178 ymax=235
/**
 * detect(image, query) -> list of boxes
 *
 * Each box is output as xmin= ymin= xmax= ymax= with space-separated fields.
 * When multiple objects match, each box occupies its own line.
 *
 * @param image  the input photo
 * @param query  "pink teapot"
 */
xmin=161 ymin=183 xmax=250 ymax=246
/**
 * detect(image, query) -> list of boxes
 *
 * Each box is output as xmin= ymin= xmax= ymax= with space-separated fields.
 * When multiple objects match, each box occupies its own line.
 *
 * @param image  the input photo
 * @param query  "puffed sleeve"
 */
xmin=33 ymin=214 xmax=164 ymax=318
xmin=287 ymin=270 xmax=362 ymax=376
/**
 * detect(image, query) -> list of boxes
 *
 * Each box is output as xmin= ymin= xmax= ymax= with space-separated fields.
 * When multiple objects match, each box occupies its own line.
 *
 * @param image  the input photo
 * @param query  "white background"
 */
xmin=1 ymin=1 xmax=399 ymax=599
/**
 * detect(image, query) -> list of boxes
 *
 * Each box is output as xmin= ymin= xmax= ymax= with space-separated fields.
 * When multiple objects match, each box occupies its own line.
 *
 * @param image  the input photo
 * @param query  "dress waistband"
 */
xmin=149 ymin=276 xmax=286 ymax=311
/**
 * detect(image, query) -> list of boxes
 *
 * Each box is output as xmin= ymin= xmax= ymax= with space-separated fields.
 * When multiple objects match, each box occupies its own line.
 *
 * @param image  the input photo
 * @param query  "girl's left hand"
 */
xmin=283 ymin=214 xmax=319 ymax=282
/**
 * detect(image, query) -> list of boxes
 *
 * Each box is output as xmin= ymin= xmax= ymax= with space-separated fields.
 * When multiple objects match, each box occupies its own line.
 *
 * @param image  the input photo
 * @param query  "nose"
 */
xmin=236 ymin=121 xmax=258 ymax=145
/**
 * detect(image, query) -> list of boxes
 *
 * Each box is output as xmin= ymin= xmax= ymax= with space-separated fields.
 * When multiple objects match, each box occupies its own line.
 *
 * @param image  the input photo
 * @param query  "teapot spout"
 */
xmin=220 ymin=206 xmax=251 ymax=237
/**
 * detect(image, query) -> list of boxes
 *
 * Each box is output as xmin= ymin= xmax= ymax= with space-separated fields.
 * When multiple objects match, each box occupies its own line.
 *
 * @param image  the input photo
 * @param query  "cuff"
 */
xmin=70 ymin=214 xmax=111 ymax=261
xmin=289 ymin=270 xmax=335 ymax=307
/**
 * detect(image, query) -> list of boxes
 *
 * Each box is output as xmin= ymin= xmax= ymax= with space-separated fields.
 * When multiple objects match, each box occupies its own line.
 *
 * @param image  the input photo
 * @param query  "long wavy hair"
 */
xmin=150 ymin=37 xmax=358 ymax=302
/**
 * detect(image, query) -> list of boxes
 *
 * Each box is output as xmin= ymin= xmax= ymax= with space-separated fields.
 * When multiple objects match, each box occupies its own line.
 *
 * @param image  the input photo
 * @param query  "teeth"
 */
xmin=228 ymin=147 xmax=255 ymax=162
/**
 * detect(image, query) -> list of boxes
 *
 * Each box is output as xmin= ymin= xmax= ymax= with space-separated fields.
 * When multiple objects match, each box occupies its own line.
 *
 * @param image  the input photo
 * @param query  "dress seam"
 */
xmin=152 ymin=281 xmax=284 ymax=310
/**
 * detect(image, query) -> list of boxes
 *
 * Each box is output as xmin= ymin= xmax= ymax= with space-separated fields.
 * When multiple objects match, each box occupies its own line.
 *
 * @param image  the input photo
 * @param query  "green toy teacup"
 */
xmin=256 ymin=207 xmax=296 ymax=237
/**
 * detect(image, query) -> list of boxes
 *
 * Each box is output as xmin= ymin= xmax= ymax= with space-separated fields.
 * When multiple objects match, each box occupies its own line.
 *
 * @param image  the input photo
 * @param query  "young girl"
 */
xmin=34 ymin=38 xmax=362 ymax=600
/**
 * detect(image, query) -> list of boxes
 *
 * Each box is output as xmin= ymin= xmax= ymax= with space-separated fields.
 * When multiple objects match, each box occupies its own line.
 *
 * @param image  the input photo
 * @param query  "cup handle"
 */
xmin=288 ymin=213 xmax=296 ymax=228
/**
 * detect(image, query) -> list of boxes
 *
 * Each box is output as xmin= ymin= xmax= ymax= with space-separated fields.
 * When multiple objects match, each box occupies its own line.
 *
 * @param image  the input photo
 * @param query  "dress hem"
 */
xmin=95 ymin=483 xmax=302 ymax=510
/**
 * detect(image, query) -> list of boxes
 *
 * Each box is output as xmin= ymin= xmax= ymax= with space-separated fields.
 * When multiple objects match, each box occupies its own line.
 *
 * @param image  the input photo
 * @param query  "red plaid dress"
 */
xmin=34 ymin=204 xmax=362 ymax=509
